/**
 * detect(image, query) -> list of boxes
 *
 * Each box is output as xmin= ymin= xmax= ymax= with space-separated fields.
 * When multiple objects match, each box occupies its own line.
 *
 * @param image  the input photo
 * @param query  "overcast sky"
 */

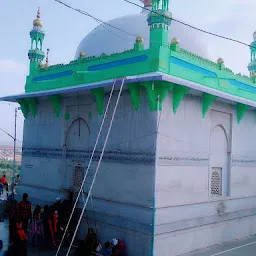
xmin=0 ymin=0 xmax=255 ymax=145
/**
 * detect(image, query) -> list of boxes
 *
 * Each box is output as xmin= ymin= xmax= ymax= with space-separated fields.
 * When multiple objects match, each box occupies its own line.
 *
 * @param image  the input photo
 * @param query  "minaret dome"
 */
xmin=33 ymin=8 xmax=43 ymax=28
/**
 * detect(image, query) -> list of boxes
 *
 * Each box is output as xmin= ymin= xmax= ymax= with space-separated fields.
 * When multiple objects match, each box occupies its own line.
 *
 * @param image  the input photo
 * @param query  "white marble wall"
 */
xmin=20 ymin=89 xmax=156 ymax=256
xmin=154 ymin=93 xmax=256 ymax=255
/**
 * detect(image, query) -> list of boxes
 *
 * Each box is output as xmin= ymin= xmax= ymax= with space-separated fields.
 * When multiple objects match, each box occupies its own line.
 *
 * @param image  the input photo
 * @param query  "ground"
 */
xmin=182 ymin=235 xmax=256 ymax=256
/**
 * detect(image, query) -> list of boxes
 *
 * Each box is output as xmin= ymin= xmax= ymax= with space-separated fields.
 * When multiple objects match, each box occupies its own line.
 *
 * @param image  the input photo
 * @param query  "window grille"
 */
xmin=211 ymin=168 xmax=222 ymax=196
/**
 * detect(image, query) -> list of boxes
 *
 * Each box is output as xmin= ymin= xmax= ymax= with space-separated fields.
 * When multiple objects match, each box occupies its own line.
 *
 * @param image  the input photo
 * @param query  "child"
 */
xmin=103 ymin=242 xmax=112 ymax=256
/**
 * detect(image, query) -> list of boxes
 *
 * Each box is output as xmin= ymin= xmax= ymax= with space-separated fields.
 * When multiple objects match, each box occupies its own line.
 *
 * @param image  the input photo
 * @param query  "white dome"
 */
xmin=75 ymin=8 xmax=209 ymax=59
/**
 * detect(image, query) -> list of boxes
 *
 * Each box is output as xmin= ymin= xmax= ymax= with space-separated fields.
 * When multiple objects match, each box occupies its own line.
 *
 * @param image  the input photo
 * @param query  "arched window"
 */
xmin=32 ymin=40 xmax=36 ymax=50
xmin=38 ymin=39 xmax=42 ymax=50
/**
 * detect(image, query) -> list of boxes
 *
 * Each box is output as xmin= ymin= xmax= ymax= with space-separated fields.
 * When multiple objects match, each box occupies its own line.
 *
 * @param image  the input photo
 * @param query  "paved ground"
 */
xmin=183 ymin=235 xmax=256 ymax=256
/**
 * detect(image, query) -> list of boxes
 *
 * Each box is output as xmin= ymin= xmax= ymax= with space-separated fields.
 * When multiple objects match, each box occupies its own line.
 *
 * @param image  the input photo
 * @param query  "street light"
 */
xmin=0 ymin=107 xmax=21 ymax=194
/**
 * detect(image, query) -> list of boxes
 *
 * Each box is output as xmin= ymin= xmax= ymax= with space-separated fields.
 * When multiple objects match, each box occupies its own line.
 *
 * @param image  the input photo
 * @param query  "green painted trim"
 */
xmin=127 ymin=83 xmax=141 ymax=110
xmin=49 ymin=94 xmax=61 ymax=118
xmin=12 ymin=8 xmax=256 ymax=116
xmin=170 ymin=43 xmax=180 ymax=52
xmin=172 ymin=85 xmax=190 ymax=114
xmin=134 ymin=42 xmax=144 ymax=51
xmin=144 ymin=81 xmax=174 ymax=111
xmin=17 ymin=99 xmax=29 ymax=118
xmin=89 ymin=111 xmax=92 ymax=120
xmin=91 ymin=87 xmax=105 ymax=115
xmin=25 ymin=97 xmax=37 ymax=118
xmin=65 ymin=113 xmax=71 ymax=120
xmin=202 ymin=93 xmax=217 ymax=118
xmin=25 ymin=49 xmax=153 ymax=93
xmin=237 ymin=103 xmax=249 ymax=124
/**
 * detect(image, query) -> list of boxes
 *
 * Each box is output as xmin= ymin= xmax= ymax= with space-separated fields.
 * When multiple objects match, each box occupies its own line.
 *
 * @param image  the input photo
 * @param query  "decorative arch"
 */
xmin=32 ymin=39 xmax=36 ymax=50
xmin=65 ymin=117 xmax=90 ymax=149
xmin=210 ymin=124 xmax=229 ymax=197
xmin=211 ymin=124 xmax=228 ymax=144
xmin=38 ymin=38 xmax=42 ymax=50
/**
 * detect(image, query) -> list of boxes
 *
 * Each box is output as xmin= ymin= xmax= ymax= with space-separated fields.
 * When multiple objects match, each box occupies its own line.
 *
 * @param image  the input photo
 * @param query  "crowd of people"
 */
xmin=75 ymin=228 xmax=125 ymax=256
xmin=0 ymin=190 xmax=126 ymax=256
xmin=3 ymin=191 xmax=73 ymax=255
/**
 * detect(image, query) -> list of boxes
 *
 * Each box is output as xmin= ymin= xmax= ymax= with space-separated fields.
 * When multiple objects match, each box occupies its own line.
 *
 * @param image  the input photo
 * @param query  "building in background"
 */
xmin=2 ymin=0 xmax=256 ymax=255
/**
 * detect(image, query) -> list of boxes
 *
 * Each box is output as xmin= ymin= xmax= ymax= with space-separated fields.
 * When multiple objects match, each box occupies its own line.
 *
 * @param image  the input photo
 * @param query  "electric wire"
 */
xmin=53 ymin=0 xmax=254 ymax=50
xmin=123 ymin=0 xmax=254 ymax=48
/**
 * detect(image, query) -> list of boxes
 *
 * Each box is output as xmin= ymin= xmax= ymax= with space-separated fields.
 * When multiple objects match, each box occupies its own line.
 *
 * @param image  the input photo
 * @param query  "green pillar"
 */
xmin=127 ymin=83 xmax=141 ymax=110
xmin=202 ymin=93 xmax=216 ymax=118
xmin=25 ymin=98 xmax=37 ymax=118
xmin=172 ymin=85 xmax=190 ymax=114
xmin=144 ymin=81 xmax=174 ymax=111
xmin=91 ymin=88 xmax=105 ymax=115
xmin=237 ymin=103 xmax=249 ymax=124
xmin=49 ymin=95 xmax=61 ymax=118
xmin=17 ymin=99 xmax=29 ymax=118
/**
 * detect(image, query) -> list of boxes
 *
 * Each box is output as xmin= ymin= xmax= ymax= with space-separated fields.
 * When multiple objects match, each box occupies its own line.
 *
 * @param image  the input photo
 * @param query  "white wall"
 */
xmin=155 ymin=94 xmax=210 ymax=208
xmin=153 ymin=92 xmax=256 ymax=255
xmin=154 ymin=215 xmax=256 ymax=256
xmin=155 ymin=93 xmax=256 ymax=207
xmin=22 ymin=99 xmax=63 ymax=147
xmin=20 ymin=89 xmax=157 ymax=256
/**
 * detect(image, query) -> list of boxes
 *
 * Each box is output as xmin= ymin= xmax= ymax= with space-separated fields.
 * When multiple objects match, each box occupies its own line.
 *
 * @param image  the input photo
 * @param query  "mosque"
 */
xmin=2 ymin=0 xmax=256 ymax=255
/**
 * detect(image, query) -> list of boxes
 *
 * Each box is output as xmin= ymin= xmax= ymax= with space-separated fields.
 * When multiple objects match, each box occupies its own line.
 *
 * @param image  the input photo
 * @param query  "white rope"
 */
xmin=55 ymin=79 xmax=117 ymax=256
xmin=65 ymin=78 xmax=125 ymax=256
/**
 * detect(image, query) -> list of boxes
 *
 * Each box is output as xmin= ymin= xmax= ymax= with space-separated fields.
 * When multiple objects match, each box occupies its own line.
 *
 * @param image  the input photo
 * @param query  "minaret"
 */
xmin=147 ymin=0 xmax=172 ymax=49
xmin=28 ymin=8 xmax=45 ymax=74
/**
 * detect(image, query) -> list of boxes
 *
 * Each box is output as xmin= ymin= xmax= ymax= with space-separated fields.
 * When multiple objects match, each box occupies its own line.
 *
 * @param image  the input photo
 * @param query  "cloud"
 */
xmin=0 ymin=60 xmax=27 ymax=75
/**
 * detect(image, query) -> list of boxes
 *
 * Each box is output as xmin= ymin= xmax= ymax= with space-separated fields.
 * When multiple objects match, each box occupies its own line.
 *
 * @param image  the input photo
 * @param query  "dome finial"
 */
xmin=33 ymin=7 xmax=43 ymax=28
xmin=253 ymin=31 xmax=256 ymax=40
xmin=217 ymin=57 xmax=224 ymax=64
xmin=80 ymin=52 xmax=86 ymax=58
xmin=136 ymin=36 xmax=144 ymax=43
xmin=37 ymin=7 xmax=41 ymax=18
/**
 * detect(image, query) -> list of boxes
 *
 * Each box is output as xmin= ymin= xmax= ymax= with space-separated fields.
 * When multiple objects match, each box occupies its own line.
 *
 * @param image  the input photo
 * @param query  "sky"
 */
xmin=0 ymin=0 xmax=256 ymax=145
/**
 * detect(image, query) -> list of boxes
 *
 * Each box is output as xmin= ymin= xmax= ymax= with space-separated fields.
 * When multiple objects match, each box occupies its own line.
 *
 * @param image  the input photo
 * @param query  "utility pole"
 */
xmin=0 ymin=106 xmax=21 ymax=195
xmin=11 ymin=107 xmax=17 ymax=194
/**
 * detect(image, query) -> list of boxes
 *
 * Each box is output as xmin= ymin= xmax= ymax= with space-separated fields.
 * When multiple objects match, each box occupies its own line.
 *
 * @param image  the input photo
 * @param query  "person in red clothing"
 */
xmin=16 ymin=219 xmax=28 ymax=256
xmin=48 ymin=205 xmax=57 ymax=245
xmin=18 ymin=193 xmax=32 ymax=234
xmin=0 ymin=175 xmax=8 ymax=191
xmin=112 ymin=238 xmax=125 ymax=256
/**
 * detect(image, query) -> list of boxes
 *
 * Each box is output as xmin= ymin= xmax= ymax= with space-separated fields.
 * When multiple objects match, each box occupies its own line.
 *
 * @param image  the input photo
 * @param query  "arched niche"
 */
xmin=210 ymin=124 xmax=229 ymax=197
xmin=63 ymin=118 xmax=90 ymax=193
xmin=65 ymin=118 xmax=90 ymax=149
